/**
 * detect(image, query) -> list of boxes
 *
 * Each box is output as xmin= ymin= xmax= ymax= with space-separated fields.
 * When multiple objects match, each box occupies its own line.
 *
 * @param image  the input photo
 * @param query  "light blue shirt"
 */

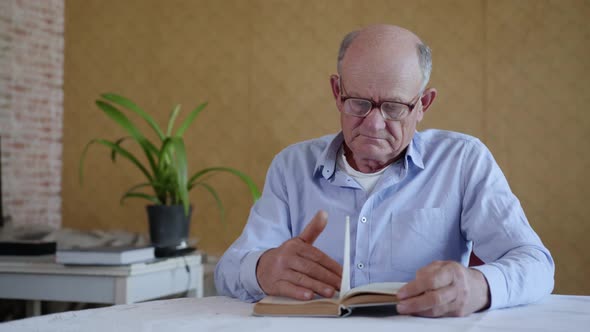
xmin=215 ymin=130 xmax=554 ymax=310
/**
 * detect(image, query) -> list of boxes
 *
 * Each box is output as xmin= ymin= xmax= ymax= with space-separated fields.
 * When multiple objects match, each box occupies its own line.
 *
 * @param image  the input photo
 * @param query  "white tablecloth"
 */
xmin=1 ymin=295 xmax=589 ymax=332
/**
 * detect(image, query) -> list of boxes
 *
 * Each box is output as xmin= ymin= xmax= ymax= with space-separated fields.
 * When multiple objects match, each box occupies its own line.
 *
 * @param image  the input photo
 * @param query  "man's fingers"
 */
xmin=397 ymin=285 xmax=456 ymax=315
xmin=298 ymin=210 xmax=328 ymax=244
xmin=297 ymin=245 xmax=343 ymax=277
xmin=411 ymin=301 xmax=456 ymax=318
xmin=274 ymin=280 xmax=315 ymax=301
xmin=289 ymin=256 xmax=341 ymax=290
xmin=397 ymin=261 xmax=453 ymax=299
xmin=283 ymin=270 xmax=336 ymax=298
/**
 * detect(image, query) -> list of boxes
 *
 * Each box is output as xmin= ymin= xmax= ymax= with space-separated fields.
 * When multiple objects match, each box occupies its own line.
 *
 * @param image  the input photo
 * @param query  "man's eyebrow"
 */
xmin=342 ymin=83 xmax=411 ymax=103
xmin=383 ymin=96 xmax=408 ymax=103
xmin=348 ymin=93 xmax=409 ymax=104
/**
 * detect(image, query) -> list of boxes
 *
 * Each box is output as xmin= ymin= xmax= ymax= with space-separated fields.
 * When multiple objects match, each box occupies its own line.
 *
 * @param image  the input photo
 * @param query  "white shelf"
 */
xmin=0 ymin=253 xmax=204 ymax=315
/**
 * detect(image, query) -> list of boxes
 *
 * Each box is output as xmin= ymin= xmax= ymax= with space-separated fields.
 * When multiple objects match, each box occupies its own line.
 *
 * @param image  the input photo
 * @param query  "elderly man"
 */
xmin=215 ymin=24 xmax=554 ymax=317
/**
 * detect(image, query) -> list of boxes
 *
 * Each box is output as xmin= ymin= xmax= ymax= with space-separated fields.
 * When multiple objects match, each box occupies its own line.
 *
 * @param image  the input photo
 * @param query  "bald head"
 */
xmin=337 ymin=25 xmax=432 ymax=92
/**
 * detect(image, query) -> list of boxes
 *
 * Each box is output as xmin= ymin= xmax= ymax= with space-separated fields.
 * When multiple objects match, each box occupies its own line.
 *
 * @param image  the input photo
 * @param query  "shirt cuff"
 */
xmin=239 ymin=249 xmax=268 ymax=301
xmin=471 ymin=263 xmax=509 ymax=310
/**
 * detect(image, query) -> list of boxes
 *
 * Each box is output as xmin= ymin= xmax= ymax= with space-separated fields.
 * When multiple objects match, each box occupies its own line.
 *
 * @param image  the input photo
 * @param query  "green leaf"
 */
xmin=155 ymin=138 xmax=177 ymax=204
xmin=166 ymin=104 xmax=182 ymax=136
xmin=79 ymin=139 xmax=153 ymax=185
xmin=119 ymin=183 xmax=160 ymax=205
xmin=101 ymin=93 xmax=165 ymax=141
xmin=120 ymin=192 xmax=162 ymax=205
xmin=111 ymin=136 xmax=132 ymax=162
xmin=174 ymin=102 xmax=208 ymax=137
xmin=158 ymin=137 xmax=175 ymax=171
xmin=95 ymin=100 xmax=159 ymax=174
xmin=161 ymin=137 xmax=189 ymax=215
xmin=188 ymin=167 xmax=260 ymax=201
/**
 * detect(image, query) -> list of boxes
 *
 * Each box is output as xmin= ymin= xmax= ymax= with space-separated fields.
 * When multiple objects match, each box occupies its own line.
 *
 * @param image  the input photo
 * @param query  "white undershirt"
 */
xmin=336 ymin=146 xmax=389 ymax=193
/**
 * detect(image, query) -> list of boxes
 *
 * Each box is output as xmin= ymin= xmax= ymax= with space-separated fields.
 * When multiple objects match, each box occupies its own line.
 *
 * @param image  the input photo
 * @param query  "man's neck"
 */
xmin=343 ymin=144 xmax=405 ymax=173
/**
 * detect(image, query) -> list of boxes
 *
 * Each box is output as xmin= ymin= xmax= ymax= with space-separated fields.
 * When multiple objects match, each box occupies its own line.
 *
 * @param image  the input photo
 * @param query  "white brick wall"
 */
xmin=0 ymin=0 xmax=64 ymax=228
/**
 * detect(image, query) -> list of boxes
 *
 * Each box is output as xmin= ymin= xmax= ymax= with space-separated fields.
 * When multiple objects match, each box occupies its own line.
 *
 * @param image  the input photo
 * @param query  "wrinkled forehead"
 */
xmin=340 ymin=53 xmax=423 ymax=99
xmin=340 ymin=33 xmax=423 ymax=98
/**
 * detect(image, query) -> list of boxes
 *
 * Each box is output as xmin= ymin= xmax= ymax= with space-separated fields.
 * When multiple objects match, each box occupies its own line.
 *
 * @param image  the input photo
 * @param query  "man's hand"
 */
xmin=256 ymin=210 xmax=342 ymax=300
xmin=396 ymin=261 xmax=490 ymax=317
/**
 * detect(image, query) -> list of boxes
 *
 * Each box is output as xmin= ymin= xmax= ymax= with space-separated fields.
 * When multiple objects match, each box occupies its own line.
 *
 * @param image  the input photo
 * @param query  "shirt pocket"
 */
xmin=389 ymin=208 xmax=450 ymax=273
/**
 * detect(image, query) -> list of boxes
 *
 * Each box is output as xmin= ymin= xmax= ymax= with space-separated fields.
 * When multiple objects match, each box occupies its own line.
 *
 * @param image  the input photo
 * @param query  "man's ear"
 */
xmin=330 ymin=74 xmax=341 ymax=100
xmin=419 ymin=88 xmax=437 ymax=113
xmin=415 ymin=88 xmax=437 ymax=122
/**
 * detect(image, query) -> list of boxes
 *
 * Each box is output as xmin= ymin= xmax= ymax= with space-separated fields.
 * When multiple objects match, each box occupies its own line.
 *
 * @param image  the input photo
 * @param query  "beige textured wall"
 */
xmin=63 ymin=0 xmax=590 ymax=295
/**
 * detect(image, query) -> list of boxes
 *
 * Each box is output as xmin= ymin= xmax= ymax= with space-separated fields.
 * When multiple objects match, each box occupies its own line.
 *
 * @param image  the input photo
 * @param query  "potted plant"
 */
xmin=79 ymin=93 xmax=260 ymax=254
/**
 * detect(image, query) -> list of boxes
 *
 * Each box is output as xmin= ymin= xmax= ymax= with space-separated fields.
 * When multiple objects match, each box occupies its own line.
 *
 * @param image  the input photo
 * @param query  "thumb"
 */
xmin=298 ymin=210 xmax=328 ymax=244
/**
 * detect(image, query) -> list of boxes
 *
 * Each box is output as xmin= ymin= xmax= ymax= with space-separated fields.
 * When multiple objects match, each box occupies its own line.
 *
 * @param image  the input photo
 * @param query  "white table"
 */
xmin=0 ymin=253 xmax=203 ymax=316
xmin=1 ymin=295 xmax=589 ymax=332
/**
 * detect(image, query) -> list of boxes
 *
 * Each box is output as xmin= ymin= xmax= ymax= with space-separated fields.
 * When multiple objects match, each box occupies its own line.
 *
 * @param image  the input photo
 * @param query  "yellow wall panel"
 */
xmin=63 ymin=0 xmax=589 ymax=294
xmin=486 ymin=0 xmax=590 ymax=295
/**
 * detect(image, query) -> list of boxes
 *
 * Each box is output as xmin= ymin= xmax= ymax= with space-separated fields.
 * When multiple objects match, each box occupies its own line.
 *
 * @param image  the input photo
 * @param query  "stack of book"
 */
xmin=55 ymin=245 xmax=155 ymax=265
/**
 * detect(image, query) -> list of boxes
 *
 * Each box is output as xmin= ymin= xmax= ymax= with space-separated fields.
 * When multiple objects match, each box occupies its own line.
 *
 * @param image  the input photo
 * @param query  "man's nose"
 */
xmin=361 ymin=107 xmax=387 ymax=130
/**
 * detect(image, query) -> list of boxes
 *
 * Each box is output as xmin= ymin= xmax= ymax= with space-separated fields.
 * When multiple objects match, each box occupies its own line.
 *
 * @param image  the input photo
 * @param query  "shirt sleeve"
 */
xmin=460 ymin=140 xmax=555 ymax=310
xmin=214 ymin=154 xmax=293 ymax=302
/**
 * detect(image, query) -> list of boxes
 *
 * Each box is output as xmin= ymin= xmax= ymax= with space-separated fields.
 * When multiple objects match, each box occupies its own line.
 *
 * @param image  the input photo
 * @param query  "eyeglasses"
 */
xmin=338 ymin=77 xmax=421 ymax=121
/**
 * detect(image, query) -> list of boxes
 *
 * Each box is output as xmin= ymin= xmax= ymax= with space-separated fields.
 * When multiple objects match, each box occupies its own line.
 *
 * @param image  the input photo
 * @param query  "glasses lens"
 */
xmin=381 ymin=102 xmax=408 ymax=120
xmin=344 ymin=98 xmax=371 ymax=116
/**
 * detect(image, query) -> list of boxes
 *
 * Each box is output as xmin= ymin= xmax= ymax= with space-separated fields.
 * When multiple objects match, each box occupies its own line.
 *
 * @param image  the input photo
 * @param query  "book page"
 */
xmin=339 ymin=216 xmax=351 ymax=299
xmin=258 ymin=295 xmax=339 ymax=305
xmin=343 ymin=282 xmax=406 ymax=299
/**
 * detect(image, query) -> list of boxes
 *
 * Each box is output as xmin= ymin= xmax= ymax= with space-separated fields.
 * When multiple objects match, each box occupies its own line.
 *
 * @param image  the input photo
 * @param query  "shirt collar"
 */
xmin=314 ymin=131 xmax=425 ymax=179
xmin=406 ymin=131 xmax=425 ymax=170
xmin=315 ymin=132 xmax=344 ymax=179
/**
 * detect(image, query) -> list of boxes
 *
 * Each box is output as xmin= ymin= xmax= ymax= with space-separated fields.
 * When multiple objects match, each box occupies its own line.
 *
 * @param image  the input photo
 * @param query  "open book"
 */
xmin=253 ymin=216 xmax=406 ymax=317
xmin=253 ymin=281 xmax=404 ymax=317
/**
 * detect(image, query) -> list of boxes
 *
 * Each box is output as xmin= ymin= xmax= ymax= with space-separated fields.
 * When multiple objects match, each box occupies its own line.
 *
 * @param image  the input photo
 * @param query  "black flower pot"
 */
xmin=146 ymin=205 xmax=192 ymax=251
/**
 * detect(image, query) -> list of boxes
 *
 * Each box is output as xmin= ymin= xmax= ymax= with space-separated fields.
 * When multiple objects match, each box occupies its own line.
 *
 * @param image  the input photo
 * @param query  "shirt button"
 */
xmin=361 ymin=217 xmax=367 ymax=223
xmin=357 ymin=263 xmax=364 ymax=269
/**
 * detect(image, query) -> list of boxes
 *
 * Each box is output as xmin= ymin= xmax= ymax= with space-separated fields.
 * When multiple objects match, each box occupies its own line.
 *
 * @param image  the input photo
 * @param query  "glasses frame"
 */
xmin=338 ymin=76 xmax=422 ymax=121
